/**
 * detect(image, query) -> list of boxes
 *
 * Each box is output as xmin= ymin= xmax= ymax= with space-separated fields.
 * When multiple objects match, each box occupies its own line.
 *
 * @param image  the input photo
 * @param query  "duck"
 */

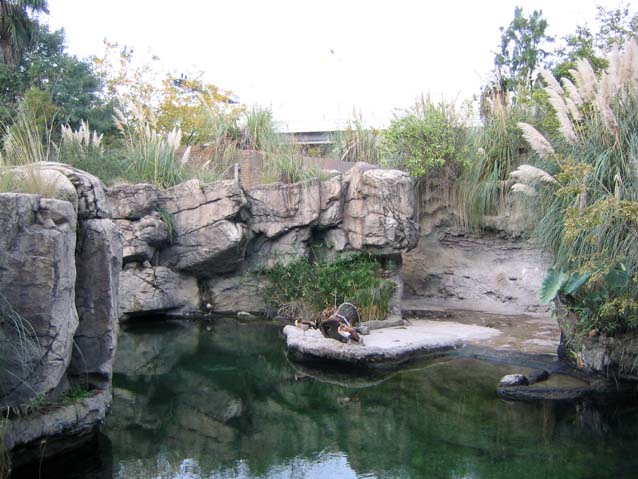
xmin=338 ymin=323 xmax=362 ymax=344
xmin=294 ymin=319 xmax=317 ymax=334
xmin=319 ymin=316 xmax=346 ymax=342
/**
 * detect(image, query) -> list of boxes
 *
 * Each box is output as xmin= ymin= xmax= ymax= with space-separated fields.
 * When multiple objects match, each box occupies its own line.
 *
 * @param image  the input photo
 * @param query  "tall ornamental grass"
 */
xmin=512 ymin=41 xmax=638 ymax=334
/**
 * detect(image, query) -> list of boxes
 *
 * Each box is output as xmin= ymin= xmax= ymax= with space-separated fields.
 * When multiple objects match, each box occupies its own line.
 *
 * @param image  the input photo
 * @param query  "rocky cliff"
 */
xmin=108 ymin=163 xmax=420 ymax=320
xmin=0 ymin=163 xmax=121 ymax=469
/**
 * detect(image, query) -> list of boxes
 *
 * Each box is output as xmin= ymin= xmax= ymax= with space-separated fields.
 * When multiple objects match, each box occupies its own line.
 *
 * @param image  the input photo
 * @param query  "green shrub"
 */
xmin=382 ymin=96 xmax=469 ymax=180
xmin=62 ymin=384 xmax=91 ymax=406
xmin=113 ymin=108 xmax=191 ymax=187
xmin=260 ymin=253 xmax=395 ymax=322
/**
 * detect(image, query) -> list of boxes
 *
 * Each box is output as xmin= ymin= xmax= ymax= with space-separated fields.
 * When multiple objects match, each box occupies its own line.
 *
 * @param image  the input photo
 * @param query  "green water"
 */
xmin=33 ymin=318 xmax=638 ymax=478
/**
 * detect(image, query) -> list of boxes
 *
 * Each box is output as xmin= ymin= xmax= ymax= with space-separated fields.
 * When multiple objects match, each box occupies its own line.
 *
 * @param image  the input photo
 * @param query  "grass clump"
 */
xmin=260 ymin=253 xmax=395 ymax=322
xmin=113 ymin=107 xmax=192 ymax=188
xmin=330 ymin=112 xmax=383 ymax=164
xmin=455 ymin=99 xmax=535 ymax=232
xmin=0 ymin=108 xmax=62 ymax=197
xmin=62 ymin=385 xmax=91 ymax=406
xmin=0 ymin=294 xmax=41 ymax=409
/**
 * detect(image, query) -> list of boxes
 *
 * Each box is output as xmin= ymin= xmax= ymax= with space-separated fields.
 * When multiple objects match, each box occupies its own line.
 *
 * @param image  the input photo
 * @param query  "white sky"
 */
xmin=46 ymin=0 xmax=627 ymax=131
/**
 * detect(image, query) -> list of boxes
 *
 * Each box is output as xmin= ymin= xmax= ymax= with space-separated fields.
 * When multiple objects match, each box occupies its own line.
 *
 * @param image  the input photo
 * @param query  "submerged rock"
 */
xmin=498 ymin=374 xmax=529 ymax=387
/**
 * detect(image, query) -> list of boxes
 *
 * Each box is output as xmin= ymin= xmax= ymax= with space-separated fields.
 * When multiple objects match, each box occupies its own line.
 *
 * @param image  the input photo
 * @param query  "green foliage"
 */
xmin=594 ymin=4 xmax=638 ymax=51
xmin=113 ymin=108 xmax=192 ymax=187
xmin=456 ymin=101 xmax=536 ymax=231
xmin=0 ymin=0 xmax=48 ymax=66
xmin=0 ymin=293 xmax=40 ymax=398
xmin=516 ymin=45 xmax=638 ymax=334
xmin=239 ymin=106 xmax=277 ymax=151
xmin=0 ymin=106 xmax=63 ymax=196
xmin=382 ymin=96 xmax=469 ymax=180
xmin=552 ymin=25 xmax=608 ymax=79
xmin=262 ymin=143 xmax=326 ymax=184
xmin=0 ymin=23 xmax=111 ymax=136
xmin=62 ymin=384 xmax=91 ymax=406
xmin=551 ymin=4 xmax=638 ymax=80
xmin=57 ymin=119 xmax=129 ymax=183
xmin=539 ymin=269 xmax=568 ymax=305
xmin=157 ymin=207 xmax=175 ymax=244
xmin=495 ymin=6 xmax=553 ymax=90
xmin=260 ymin=253 xmax=395 ymax=322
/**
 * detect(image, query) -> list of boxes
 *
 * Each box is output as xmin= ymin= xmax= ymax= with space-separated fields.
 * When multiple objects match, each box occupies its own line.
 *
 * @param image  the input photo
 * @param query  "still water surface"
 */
xmin=24 ymin=318 xmax=638 ymax=478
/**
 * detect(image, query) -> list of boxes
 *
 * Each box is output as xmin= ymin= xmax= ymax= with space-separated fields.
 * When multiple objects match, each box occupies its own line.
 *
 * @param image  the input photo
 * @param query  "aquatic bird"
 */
xmin=338 ymin=324 xmax=362 ymax=344
xmin=320 ymin=317 xmax=346 ymax=342
xmin=295 ymin=319 xmax=317 ymax=335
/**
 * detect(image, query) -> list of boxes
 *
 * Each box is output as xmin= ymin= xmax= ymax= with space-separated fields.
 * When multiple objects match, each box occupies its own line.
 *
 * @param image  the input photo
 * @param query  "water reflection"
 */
xmin=26 ymin=317 xmax=638 ymax=478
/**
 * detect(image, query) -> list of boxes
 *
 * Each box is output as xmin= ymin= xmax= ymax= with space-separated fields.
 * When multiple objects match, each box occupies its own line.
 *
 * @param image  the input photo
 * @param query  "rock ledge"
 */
xmin=284 ymin=320 xmax=500 ymax=368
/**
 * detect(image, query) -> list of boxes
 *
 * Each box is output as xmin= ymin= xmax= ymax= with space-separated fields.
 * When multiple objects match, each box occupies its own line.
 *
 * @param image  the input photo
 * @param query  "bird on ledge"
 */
xmin=294 ymin=319 xmax=317 ymax=334
xmin=319 ymin=315 xmax=363 ymax=344
xmin=338 ymin=323 xmax=362 ymax=344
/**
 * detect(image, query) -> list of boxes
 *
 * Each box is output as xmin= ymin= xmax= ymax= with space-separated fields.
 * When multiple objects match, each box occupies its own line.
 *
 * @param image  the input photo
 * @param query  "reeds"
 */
xmin=456 ymin=101 xmax=532 ymax=231
xmin=0 ymin=109 xmax=61 ymax=197
xmin=515 ymin=40 xmax=638 ymax=332
xmin=114 ymin=106 xmax=191 ymax=187
xmin=330 ymin=111 xmax=382 ymax=164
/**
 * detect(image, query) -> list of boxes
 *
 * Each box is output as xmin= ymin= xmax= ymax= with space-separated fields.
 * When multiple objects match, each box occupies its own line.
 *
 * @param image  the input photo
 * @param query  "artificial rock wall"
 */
xmin=108 ymin=162 xmax=420 ymax=320
xmin=0 ymin=163 xmax=121 ymax=461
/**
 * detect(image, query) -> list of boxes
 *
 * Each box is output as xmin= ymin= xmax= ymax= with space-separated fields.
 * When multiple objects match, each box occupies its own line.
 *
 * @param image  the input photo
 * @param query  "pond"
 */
xmin=16 ymin=318 xmax=638 ymax=479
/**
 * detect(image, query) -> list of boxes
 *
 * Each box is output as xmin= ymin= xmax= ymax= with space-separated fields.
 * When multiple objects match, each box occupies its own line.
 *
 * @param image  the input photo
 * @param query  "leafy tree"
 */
xmin=552 ymin=25 xmax=608 ymax=79
xmin=0 ymin=0 xmax=48 ymax=65
xmin=0 ymin=23 xmax=111 ymax=134
xmin=551 ymin=4 xmax=638 ymax=79
xmin=494 ymin=6 xmax=553 ymax=91
xmin=93 ymin=41 xmax=235 ymax=143
xmin=594 ymin=3 xmax=638 ymax=51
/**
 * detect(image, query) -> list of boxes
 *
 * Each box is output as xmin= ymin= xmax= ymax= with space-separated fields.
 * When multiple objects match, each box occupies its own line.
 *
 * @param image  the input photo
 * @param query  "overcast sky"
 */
xmin=47 ymin=0 xmax=628 ymax=131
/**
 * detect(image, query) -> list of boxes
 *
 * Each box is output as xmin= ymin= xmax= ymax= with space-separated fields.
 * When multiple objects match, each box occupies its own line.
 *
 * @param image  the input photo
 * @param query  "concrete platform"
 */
xmin=283 ymin=320 xmax=501 ymax=368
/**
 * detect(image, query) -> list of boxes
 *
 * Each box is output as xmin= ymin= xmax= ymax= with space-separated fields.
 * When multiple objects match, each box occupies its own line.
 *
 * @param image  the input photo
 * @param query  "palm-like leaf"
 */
xmin=0 ymin=0 xmax=48 ymax=65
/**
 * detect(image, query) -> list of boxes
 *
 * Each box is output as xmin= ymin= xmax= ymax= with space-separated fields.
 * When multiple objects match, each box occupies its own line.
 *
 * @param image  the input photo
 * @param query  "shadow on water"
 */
xmin=18 ymin=316 xmax=638 ymax=479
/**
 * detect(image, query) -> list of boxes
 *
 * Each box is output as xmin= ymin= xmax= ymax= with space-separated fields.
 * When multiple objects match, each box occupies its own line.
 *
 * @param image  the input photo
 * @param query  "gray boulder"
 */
xmin=318 ymin=175 xmax=346 ymax=228
xmin=119 ymin=265 xmax=200 ymax=318
xmin=159 ymin=180 xmax=248 ymax=277
xmin=116 ymin=212 xmax=170 ymax=264
xmin=40 ymin=162 xmax=112 ymax=219
xmin=246 ymin=181 xmax=321 ymax=238
xmin=69 ymin=218 xmax=122 ymax=379
xmin=342 ymin=163 xmax=419 ymax=254
xmin=246 ymin=228 xmax=311 ymax=270
xmin=0 ymin=194 xmax=78 ymax=407
xmin=202 ymin=274 xmax=265 ymax=314
xmin=107 ymin=183 xmax=162 ymax=220
xmin=160 ymin=220 xmax=248 ymax=277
